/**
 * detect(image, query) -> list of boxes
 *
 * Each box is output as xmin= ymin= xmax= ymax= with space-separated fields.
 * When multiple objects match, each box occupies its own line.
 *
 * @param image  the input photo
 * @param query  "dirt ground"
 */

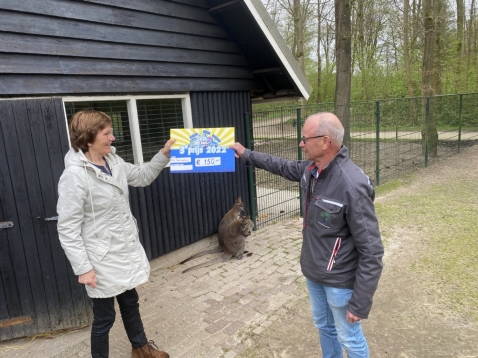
xmin=239 ymin=145 xmax=478 ymax=358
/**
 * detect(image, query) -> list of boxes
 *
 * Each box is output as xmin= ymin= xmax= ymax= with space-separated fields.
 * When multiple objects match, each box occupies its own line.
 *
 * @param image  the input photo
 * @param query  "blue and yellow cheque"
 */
xmin=169 ymin=128 xmax=235 ymax=173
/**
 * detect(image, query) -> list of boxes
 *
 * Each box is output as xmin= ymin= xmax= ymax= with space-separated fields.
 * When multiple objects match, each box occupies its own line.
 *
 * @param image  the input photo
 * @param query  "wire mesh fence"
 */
xmin=250 ymin=93 xmax=478 ymax=229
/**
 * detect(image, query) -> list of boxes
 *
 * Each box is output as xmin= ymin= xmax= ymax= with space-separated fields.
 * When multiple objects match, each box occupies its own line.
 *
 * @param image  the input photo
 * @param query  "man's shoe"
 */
xmin=131 ymin=340 xmax=169 ymax=358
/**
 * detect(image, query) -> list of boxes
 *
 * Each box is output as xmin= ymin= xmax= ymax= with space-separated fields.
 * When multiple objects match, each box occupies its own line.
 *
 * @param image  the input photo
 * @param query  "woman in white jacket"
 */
xmin=57 ymin=110 xmax=173 ymax=358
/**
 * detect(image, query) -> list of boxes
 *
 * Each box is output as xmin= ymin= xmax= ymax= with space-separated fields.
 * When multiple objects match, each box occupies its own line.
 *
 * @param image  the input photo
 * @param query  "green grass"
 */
xmin=375 ymin=176 xmax=478 ymax=321
xmin=374 ymin=175 xmax=416 ymax=196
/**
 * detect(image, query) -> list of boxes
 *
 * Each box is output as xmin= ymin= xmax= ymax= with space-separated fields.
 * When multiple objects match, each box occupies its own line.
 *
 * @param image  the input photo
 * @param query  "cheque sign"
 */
xmin=169 ymin=128 xmax=235 ymax=173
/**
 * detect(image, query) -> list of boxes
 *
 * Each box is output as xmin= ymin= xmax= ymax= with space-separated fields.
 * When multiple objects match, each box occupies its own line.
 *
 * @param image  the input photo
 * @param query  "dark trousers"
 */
xmin=90 ymin=288 xmax=147 ymax=358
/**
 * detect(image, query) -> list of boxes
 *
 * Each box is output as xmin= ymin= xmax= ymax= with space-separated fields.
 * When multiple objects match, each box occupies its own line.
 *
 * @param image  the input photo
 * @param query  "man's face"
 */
xmin=299 ymin=121 xmax=325 ymax=162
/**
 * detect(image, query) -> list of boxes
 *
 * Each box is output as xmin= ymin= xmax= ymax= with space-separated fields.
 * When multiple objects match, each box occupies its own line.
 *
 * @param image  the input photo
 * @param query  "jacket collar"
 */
xmin=307 ymin=145 xmax=349 ymax=178
xmin=64 ymin=146 xmax=118 ymax=168
xmin=64 ymin=147 xmax=124 ymax=193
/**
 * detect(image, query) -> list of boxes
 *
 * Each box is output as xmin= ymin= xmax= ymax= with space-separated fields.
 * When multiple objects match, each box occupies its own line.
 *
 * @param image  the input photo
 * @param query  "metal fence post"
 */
xmin=375 ymin=101 xmax=380 ymax=186
xmin=425 ymin=97 xmax=430 ymax=167
xmin=458 ymin=94 xmax=463 ymax=153
xmin=244 ymin=113 xmax=257 ymax=230
xmin=281 ymin=108 xmax=284 ymax=137
xmin=296 ymin=107 xmax=303 ymax=217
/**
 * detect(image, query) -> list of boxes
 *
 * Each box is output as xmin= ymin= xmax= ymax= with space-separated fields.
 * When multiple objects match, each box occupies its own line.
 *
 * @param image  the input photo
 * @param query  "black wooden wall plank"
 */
xmin=145 ymin=185 xmax=158 ymax=259
xmin=0 ymin=0 xmax=115 ymax=23
xmin=58 ymin=58 xmax=254 ymax=79
xmin=18 ymin=99 xmax=64 ymax=331
xmin=170 ymin=173 xmax=183 ymax=250
xmin=177 ymin=174 xmax=189 ymax=247
xmin=0 ymin=100 xmax=41 ymax=337
xmin=0 ymin=273 xmax=13 ymax=341
xmin=173 ymin=0 xmax=210 ymax=8
xmin=0 ymin=0 xmax=228 ymax=38
xmin=144 ymin=185 xmax=157 ymax=259
xmin=186 ymin=173 xmax=201 ymax=247
xmin=110 ymin=7 xmax=227 ymax=38
xmin=156 ymin=171 xmax=173 ymax=254
xmin=85 ymin=0 xmax=216 ymax=23
xmin=0 ymin=107 xmax=22 ymax=341
xmin=52 ymin=98 xmax=71 ymax=157
xmin=137 ymin=188 xmax=153 ymax=260
xmin=153 ymin=180 xmax=166 ymax=256
xmin=0 ymin=54 xmax=244 ymax=79
xmin=0 ymin=54 xmax=62 ymax=74
xmin=0 ymin=12 xmax=239 ymax=53
xmin=38 ymin=98 xmax=78 ymax=328
xmin=159 ymin=174 xmax=175 ymax=252
xmin=0 ymin=33 xmax=249 ymax=67
xmin=149 ymin=181 xmax=161 ymax=256
xmin=0 ymin=75 xmax=261 ymax=96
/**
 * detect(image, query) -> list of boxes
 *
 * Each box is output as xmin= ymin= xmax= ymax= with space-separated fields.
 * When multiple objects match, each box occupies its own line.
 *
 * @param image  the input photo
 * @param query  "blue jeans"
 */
xmin=90 ymin=288 xmax=147 ymax=358
xmin=306 ymin=279 xmax=369 ymax=358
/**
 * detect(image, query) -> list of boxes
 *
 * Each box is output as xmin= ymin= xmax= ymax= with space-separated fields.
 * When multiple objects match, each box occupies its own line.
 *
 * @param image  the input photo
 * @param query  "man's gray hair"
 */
xmin=310 ymin=112 xmax=344 ymax=145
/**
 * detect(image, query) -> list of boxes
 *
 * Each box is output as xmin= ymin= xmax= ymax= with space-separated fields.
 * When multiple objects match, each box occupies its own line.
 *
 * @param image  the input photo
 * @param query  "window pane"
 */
xmin=64 ymin=101 xmax=134 ymax=163
xmin=137 ymin=98 xmax=184 ymax=162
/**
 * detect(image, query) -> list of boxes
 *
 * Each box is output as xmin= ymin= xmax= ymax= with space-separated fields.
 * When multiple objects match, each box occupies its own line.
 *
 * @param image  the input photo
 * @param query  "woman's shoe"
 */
xmin=132 ymin=340 xmax=169 ymax=358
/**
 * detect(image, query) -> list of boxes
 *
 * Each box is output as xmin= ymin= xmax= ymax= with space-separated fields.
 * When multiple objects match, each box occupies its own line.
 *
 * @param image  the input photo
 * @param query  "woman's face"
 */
xmin=89 ymin=126 xmax=115 ymax=157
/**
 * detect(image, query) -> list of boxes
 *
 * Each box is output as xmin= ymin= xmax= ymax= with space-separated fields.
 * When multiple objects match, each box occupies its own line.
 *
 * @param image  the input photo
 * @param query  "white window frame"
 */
xmin=62 ymin=94 xmax=193 ymax=165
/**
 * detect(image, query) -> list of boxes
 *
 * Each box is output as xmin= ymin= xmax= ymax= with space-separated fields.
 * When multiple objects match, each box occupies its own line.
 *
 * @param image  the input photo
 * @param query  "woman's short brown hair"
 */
xmin=69 ymin=110 xmax=112 ymax=152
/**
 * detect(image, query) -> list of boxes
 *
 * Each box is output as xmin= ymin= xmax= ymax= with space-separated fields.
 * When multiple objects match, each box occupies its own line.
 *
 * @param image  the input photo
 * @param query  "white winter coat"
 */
xmin=57 ymin=147 xmax=170 ymax=298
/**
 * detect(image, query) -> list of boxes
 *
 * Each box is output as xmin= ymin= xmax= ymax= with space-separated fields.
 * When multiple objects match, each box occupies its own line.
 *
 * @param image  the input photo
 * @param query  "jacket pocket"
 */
xmin=94 ymin=231 xmax=111 ymax=261
xmin=314 ymin=198 xmax=345 ymax=229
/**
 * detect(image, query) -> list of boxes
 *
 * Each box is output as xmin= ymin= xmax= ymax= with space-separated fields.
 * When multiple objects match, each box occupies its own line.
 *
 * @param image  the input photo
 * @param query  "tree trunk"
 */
xmin=456 ymin=0 xmax=464 ymax=51
xmin=404 ymin=0 xmax=417 ymax=122
xmin=432 ymin=0 xmax=445 ymax=95
xmin=404 ymin=0 xmax=414 ymax=98
xmin=421 ymin=0 xmax=438 ymax=157
xmin=356 ymin=0 xmax=367 ymax=99
xmin=334 ymin=0 xmax=352 ymax=146
xmin=453 ymin=0 xmax=464 ymax=92
xmin=466 ymin=0 xmax=476 ymax=92
xmin=317 ymin=2 xmax=322 ymax=103
xmin=293 ymin=0 xmax=305 ymax=71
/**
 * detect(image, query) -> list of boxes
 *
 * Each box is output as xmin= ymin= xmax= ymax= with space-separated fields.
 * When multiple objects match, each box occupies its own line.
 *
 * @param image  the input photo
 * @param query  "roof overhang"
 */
xmin=206 ymin=0 xmax=313 ymax=103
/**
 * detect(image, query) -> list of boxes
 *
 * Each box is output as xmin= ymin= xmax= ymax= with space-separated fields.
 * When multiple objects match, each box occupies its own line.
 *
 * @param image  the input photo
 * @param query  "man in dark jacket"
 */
xmin=230 ymin=112 xmax=383 ymax=358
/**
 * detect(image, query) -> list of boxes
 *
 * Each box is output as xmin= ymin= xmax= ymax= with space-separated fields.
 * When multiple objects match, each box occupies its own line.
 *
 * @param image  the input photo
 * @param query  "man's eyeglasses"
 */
xmin=300 ymin=135 xmax=326 ymax=144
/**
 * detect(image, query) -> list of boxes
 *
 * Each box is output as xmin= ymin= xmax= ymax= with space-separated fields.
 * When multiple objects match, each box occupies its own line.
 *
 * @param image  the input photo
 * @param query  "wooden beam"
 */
xmin=0 ymin=33 xmax=248 ymax=67
xmin=252 ymin=67 xmax=282 ymax=75
xmin=0 ymin=75 xmax=263 ymax=95
xmin=208 ymin=0 xmax=240 ymax=15
xmin=261 ymin=76 xmax=276 ymax=94
xmin=0 ymin=316 xmax=32 ymax=328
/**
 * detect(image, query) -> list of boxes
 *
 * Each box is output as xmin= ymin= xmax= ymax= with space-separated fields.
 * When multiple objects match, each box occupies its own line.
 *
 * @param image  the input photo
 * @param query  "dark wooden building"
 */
xmin=0 ymin=0 xmax=311 ymax=340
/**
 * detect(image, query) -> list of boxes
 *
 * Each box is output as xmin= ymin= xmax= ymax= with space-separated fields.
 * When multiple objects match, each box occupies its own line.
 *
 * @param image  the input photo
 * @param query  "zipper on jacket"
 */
xmin=304 ymin=165 xmax=321 ymax=228
xmin=327 ymin=238 xmax=341 ymax=271
xmin=304 ymin=179 xmax=314 ymax=228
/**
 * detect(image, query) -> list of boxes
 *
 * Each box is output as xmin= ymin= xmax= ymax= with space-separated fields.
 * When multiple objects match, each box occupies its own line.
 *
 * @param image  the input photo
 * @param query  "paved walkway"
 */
xmin=0 ymin=219 xmax=307 ymax=358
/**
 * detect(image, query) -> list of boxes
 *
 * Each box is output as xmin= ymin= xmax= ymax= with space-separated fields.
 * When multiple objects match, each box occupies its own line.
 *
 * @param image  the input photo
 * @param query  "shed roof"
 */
xmin=207 ymin=0 xmax=313 ymax=103
xmin=0 ymin=0 xmax=312 ymax=101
